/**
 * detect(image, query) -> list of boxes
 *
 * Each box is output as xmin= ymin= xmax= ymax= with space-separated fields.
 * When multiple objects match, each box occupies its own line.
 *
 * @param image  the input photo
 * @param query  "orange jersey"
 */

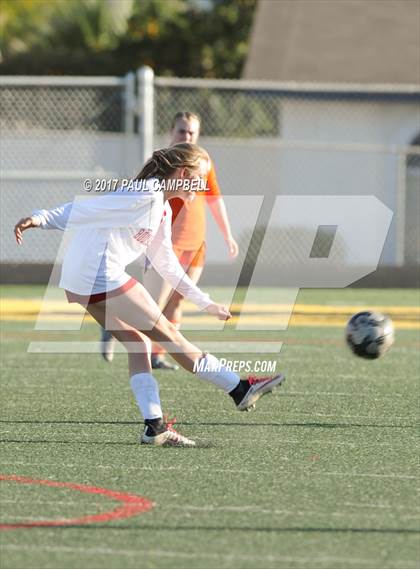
xmin=169 ymin=162 xmax=221 ymax=250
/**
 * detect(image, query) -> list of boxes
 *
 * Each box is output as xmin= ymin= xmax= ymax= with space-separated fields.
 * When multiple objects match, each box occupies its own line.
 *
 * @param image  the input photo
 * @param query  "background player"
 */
xmin=101 ymin=111 xmax=239 ymax=368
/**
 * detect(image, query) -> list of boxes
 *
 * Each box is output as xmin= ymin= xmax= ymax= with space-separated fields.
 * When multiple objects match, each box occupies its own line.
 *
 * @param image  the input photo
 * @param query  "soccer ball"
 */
xmin=345 ymin=311 xmax=394 ymax=359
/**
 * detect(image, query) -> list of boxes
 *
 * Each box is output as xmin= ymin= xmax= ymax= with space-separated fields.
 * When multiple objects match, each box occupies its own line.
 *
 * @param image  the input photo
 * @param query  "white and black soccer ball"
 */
xmin=345 ymin=311 xmax=394 ymax=359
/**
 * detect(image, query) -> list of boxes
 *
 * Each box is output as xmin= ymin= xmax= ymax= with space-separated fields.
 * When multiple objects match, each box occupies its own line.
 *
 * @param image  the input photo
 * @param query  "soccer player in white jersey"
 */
xmin=14 ymin=143 xmax=285 ymax=447
xmin=100 ymin=111 xmax=239 ymax=368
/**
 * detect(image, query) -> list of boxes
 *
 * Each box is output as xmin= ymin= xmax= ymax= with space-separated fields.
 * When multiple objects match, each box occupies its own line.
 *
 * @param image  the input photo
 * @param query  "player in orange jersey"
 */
xmin=100 ymin=112 xmax=238 ymax=366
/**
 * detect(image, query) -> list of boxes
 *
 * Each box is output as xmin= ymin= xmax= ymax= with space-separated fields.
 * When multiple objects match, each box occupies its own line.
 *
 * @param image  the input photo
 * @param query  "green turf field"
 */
xmin=1 ymin=287 xmax=419 ymax=569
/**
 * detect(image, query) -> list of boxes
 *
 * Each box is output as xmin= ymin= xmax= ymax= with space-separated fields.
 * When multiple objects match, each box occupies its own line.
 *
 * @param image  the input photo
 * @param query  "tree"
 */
xmin=0 ymin=0 xmax=257 ymax=78
xmin=0 ymin=0 xmax=55 ymax=62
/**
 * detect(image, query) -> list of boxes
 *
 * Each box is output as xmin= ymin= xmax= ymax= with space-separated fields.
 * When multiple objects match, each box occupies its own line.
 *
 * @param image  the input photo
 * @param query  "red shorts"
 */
xmin=65 ymin=277 xmax=137 ymax=306
xmin=173 ymin=242 xmax=206 ymax=269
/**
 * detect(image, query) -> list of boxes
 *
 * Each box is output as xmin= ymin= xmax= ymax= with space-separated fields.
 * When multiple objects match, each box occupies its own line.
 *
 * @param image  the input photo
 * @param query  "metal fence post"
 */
xmin=137 ymin=66 xmax=154 ymax=165
xmin=395 ymin=151 xmax=407 ymax=266
xmin=123 ymin=72 xmax=135 ymax=134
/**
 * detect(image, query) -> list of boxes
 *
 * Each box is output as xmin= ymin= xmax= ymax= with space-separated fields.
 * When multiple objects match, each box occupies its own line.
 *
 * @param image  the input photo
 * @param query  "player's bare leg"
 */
xmin=143 ymin=267 xmax=179 ymax=370
xmin=89 ymin=310 xmax=152 ymax=374
xmin=99 ymin=284 xmax=203 ymax=372
xmin=87 ymin=283 xmax=285 ymax=445
xmin=150 ymin=264 xmax=204 ymax=369
xmin=99 ymin=283 xmax=285 ymax=403
xmin=163 ymin=264 xmax=203 ymax=327
xmin=87 ymin=296 xmax=196 ymax=446
xmin=99 ymin=262 xmax=168 ymax=364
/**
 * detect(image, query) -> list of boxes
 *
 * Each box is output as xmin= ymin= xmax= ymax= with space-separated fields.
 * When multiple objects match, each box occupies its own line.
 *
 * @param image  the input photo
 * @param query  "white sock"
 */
xmin=130 ymin=373 xmax=162 ymax=420
xmin=194 ymin=353 xmax=240 ymax=393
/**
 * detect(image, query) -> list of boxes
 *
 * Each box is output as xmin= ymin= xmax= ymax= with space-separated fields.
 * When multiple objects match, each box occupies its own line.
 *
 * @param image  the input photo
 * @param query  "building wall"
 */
xmin=2 ymin=101 xmax=417 ymax=272
xmin=276 ymin=99 xmax=419 ymax=265
xmin=244 ymin=0 xmax=420 ymax=84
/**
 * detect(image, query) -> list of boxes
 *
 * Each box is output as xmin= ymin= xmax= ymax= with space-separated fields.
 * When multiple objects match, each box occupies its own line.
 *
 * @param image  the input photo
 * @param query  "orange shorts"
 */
xmin=173 ymin=242 xmax=206 ymax=269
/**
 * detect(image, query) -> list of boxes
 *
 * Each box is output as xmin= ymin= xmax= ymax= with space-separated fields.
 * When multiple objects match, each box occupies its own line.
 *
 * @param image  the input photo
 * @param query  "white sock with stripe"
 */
xmin=194 ymin=353 xmax=240 ymax=393
xmin=130 ymin=373 xmax=162 ymax=420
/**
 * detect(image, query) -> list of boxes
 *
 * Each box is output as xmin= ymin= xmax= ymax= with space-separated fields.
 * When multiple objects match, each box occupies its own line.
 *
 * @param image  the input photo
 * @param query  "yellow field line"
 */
xmin=1 ymin=299 xmax=419 ymax=316
xmin=2 ymin=313 xmax=418 ymax=330
xmin=1 ymin=297 xmax=419 ymax=330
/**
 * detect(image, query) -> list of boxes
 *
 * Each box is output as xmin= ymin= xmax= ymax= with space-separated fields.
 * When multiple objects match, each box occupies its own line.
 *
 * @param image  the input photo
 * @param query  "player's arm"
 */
xmin=15 ymin=200 xmax=81 ymax=242
xmin=14 ymin=199 xmax=111 ymax=243
xmin=14 ymin=194 xmax=152 ymax=243
xmin=14 ymin=201 xmax=93 ymax=244
xmin=205 ymin=162 xmax=239 ymax=258
xmin=14 ymin=216 xmax=41 ymax=244
xmin=207 ymin=196 xmax=239 ymax=258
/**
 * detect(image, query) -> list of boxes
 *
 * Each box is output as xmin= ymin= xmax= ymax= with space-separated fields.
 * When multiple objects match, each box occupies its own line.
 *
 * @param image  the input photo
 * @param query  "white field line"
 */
xmin=27 ymin=341 xmax=283 ymax=354
xmin=2 ymin=510 xmax=418 ymax=524
xmin=2 ymin=499 xmax=419 ymax=517
xmin=0 ymin=367 xmax=116 ymax=373
xmin=2 ymin=419 xmax=417 ymax=444
xmin=342 ymin=502 xmax=419 ymax=510
xmin=162 ymin=504 xmax=419 ymax=521
xmin=1 ymin=411 xmax=417 ymax=424
xmin=2 ymin=515 xmax=75 ymax=522
xmin=0 ymin=461 xmax=184 ymax=471
xmin=0 ymin=436 xmax=417 ymax=451
xmin=323 ymin=472 xmax=418 ymax=480
xmin=1 ymin=436 xmax=417 ymax=450
xmin=286 ymin=391 xmax=405 ymax=399
xmin=2 ymin=500 xmax=419 ymax=520
xmin=2 ymin=384 xmax=210 ymax=391
xmin=2 ymin=512 xmax=419 ymax=524
xmin=250 ymin=409 xmax=416 ymax=424
xmin=2 ymin=499 xmax=419 ymax=526
xmin=287 ymin=411 xmax=416 ymax=421
xmin=0 ymin=544 xmax=418 ymax=568
xmin=0 ymin=461 xmax=417 ymax=480
xmin=1 ymin=499 xmax=109 ymax=506
xmin=1 ymin=384 xmax=410 ymax=401
xmin=1 ymin=383 xmax=113 ymax=390
xmin=3 ymin=386 xmax=235 ymax=393
xmin=3 ymin=496 xmax=418 ymax=514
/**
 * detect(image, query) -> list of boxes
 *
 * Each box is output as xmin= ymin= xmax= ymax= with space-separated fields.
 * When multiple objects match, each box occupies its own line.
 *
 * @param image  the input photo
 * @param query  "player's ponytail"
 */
xmin=135 ymin=143 xmax=209 ymax=180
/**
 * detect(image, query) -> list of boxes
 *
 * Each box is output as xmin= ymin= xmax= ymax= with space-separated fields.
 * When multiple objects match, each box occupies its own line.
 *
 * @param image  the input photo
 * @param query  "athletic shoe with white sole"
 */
xmin=100 ymin=328 xmax=115 ymax=363
xmin=140 ymin=417 xmax=196 ymax=447
xmin=236 ymin=373 xmax=286 ymax=412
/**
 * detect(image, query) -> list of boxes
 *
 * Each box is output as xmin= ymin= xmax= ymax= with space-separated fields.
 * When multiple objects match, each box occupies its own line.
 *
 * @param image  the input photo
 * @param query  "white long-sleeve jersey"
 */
xmin=32 ymin=179 xmax=211 ymax=310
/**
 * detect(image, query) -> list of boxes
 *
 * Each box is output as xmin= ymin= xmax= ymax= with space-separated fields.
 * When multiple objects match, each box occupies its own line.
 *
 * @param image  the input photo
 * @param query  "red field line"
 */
xmin=0 ymin=474 xmax=154 ymax=530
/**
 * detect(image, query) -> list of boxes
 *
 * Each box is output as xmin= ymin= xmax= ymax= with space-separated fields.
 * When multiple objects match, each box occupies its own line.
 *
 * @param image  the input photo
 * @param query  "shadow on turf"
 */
xmin=184 ymin=421 xmax=415 ymax=429
xmin=24 ymin=524 xmax=420 ymax=535
xmin=0 ymin=419 xmax=414 ymax=430
xmin=0 ymin=420 xmax=140 ymax=425
xmin=0 ymin=438 xmax=215 ymax=449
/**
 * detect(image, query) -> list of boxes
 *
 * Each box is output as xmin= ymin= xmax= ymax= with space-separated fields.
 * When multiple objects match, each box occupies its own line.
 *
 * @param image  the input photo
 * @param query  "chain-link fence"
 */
xmin=154 ymin=77 xmax=420 ymax=271
xmin=1 ymin=84 xmax=124 ymax=133
xmin=0 ymin=75 xmax=140 ymax=264
xmin=1 ymin=71 xmax=419 ymax=279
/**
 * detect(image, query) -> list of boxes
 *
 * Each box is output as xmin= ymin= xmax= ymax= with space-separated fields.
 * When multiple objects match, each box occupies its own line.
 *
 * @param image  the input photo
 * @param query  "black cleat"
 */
xmin=236 ymin=373 xmax=286 ymax=412
xmin=151 ymin=356 xmax=179 ymax=370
